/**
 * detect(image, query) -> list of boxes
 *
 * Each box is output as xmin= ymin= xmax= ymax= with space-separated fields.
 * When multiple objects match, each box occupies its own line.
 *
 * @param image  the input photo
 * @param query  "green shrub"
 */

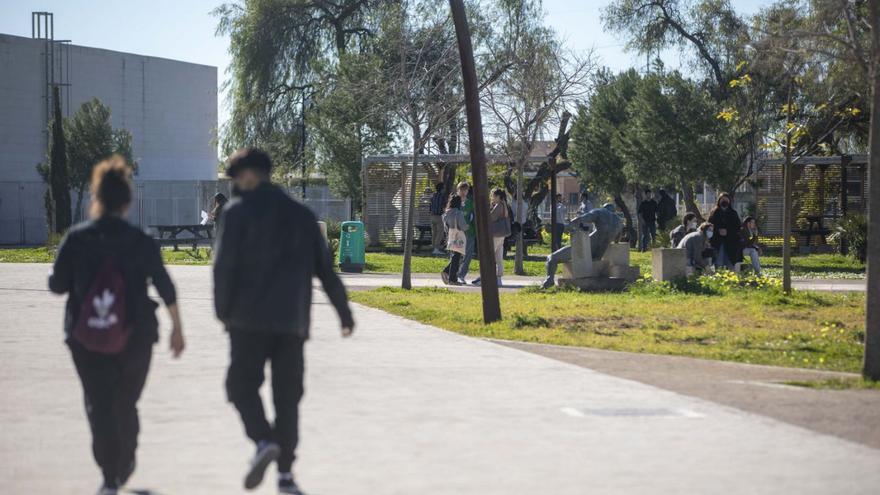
xmin=325 ymin=220 xmax=342 ymax=242
xmin=829 ymin=214 xmax=867 ymax=263
xmin=629 ymin=270 xmax=783 ymax=297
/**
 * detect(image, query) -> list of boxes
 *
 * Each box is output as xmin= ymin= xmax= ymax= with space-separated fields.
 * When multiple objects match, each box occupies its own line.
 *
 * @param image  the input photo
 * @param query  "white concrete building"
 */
xmin=0 ymin=32 xmax=218 ymax=244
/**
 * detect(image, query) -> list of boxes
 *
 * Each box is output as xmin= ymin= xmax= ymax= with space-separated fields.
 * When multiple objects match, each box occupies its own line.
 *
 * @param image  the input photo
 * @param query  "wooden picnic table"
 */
xmin=150 ymin=224 xmax=214 ymax=251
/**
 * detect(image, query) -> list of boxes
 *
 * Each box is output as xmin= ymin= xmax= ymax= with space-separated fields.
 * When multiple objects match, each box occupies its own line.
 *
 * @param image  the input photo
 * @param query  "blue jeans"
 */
xmin=743 ymin=247 xmax=762 ymax=275
xmin=640 ymin=222 xmax=656 ymax=251
xmin=715 ymin=244 xmax=733 ymax=269
xmin=457 ymin=233 xmax=476 ymax=281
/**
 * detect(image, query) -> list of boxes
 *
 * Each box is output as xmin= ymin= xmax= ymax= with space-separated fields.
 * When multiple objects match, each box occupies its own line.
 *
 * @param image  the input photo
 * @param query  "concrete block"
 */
xmin=609 ymin=265 xmax=640 ymax=281
xmin=570 ymin=230 xmax=593 ymax=278
xmin=603 ymin=243 xmax=630 ymax=266
xmin=652 ymin=248 xmax=688 ymax=281
xmin=562 ymin=259 xmax=608 ymax=279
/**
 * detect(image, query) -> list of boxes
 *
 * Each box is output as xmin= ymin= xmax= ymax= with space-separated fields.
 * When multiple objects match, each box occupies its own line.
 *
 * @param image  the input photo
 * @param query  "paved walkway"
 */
xmin=1 ymin=263 xmax=878 ymax=494
xmin=496 ymin=340 xmax=880 ymax=450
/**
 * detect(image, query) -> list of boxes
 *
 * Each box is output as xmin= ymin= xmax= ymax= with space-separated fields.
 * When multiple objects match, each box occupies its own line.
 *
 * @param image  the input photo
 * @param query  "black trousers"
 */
xmin=226 ymin=331 xmax=305 ymax=473
xmin=69 ymin=336 xmax=153 ymax=486
xmin=442 ymin=251 xmax=462 ymax=281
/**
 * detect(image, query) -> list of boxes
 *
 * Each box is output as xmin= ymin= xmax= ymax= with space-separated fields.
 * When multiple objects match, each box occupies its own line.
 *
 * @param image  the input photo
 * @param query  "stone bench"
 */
xmin=652 ymin=248 xmax=687 ymax=282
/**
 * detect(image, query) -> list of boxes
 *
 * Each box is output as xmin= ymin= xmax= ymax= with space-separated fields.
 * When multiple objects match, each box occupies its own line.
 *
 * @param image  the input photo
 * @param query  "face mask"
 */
xmin=688 ymin=221 xmax=698 ymax=230
xmin=720 ymin=202 xmax=729 ymax=209
xmin=706 ymin=230 xmax=714 ymax=239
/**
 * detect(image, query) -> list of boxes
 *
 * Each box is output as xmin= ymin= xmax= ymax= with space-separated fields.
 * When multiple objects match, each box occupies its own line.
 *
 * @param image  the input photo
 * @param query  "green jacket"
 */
xmin=462 ymin=197 xmax=476 ymax=237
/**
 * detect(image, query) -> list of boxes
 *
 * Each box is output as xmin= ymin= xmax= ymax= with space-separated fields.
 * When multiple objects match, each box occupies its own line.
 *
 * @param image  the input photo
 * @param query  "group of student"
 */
xmin=436 ymin=182 xmax=512 ymax=287
xmin=637 ymin=188 xmax=679 ymax=252
xmin=670 ymin=193 xmax=763 ymax=275
xmin=49 ymin=148 xmax=353 ymax=495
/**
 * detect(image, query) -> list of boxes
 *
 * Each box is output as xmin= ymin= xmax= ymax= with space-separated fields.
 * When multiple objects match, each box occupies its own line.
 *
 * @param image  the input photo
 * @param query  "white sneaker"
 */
xmin=432 ymin=248 xmax=444 ymax=255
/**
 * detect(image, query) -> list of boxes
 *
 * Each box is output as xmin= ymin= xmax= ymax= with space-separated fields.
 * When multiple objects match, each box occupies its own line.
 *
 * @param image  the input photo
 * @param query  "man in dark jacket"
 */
xmin=656 ymin=189 xmax=677 ymax=230
xmin=637 ymin=189 xmax=658 ymax=252
xmin=213 ymin=148 xmax=354 ymax=494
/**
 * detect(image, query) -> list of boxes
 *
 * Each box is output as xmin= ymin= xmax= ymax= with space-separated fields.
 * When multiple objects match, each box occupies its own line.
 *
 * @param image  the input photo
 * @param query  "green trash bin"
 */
xmin=338 ymin=221 xmax=365 ymax=273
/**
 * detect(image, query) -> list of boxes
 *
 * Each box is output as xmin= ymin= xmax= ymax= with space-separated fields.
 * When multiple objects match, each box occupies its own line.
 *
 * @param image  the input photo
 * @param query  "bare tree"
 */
xmin=364 ymin=2 xmax=464 ymax=289
xmin=482 ymin=0 xmax=593 ymax=273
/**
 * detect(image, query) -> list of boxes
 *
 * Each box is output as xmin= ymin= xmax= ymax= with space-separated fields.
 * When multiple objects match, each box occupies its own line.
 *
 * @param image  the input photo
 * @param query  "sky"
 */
xmin=1 ymin=0 xmax=769 ymax=130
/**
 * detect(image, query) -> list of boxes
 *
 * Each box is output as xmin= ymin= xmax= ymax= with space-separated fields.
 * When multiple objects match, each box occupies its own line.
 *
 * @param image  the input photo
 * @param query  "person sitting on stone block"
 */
xmin=541 ymin=203 xmax=623 ymax=289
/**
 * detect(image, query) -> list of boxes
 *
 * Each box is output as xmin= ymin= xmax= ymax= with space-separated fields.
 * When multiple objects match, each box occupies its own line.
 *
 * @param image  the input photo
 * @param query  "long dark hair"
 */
xmin=447 ymin=194 xmax=462 ymax=210
xmin=709 ymin=192 xmax=733 ymax=217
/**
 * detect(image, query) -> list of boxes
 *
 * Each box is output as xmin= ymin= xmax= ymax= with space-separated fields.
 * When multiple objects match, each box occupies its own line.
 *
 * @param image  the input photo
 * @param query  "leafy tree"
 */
xmin=215 ymin=0 xmax=384 ymax=193
xmin=620 ymin=71 xmax=739 ymax=219
xmin=602 ymin=0 xmax=747 ymax=101
xmin=65 ymin=99 xmax=135 ymax=221
xmin=603 ymin=0 xmax=761 ymax=192
xmin=745 ymin=0 xmax=871 ymax=155
xmin=311 ymin=51 xmax=397 ymax=208
xmin=569 ymin=69 xmax=641 ymax=243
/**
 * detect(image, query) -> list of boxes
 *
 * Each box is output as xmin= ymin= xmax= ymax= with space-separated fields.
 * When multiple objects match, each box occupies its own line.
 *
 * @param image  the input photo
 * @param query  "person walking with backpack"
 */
xmin=49 ymin=157 xmax=185 ymax=495
xmin=213 ymin=148 xmax=355 ymax=494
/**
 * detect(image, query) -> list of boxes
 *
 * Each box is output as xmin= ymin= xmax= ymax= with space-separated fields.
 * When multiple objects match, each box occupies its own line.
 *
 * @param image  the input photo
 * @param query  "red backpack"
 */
xmin=72 ymin=257 xmax=131 ymax=354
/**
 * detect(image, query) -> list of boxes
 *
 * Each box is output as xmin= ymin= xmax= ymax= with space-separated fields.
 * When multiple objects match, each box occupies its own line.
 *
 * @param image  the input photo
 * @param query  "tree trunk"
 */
xmin=441 ymin=163 xmax=458 ymax=197
xmin=514 ymin=158 xmax=525 ymax=275
xmin=49 ymin=85 xmax=71 ymax=234
xmin=681 ymin=183 xmax=704 ymax=222
xmin=782 ymin=84 xmax=794 ymax=295
xmin=450 ymin=0 xmax=501 ymax=323
xmin=614 ymin=193 xmax=635 ymax=247
xmin=401 ymin=126 xmax=420 ymax=290
xmin=862 ymin=0 xmax=880 ymax=380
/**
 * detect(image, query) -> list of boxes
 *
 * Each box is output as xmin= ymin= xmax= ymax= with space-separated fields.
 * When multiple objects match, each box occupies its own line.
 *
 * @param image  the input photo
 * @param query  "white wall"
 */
xmin=0 ymin=34 xmax=217 ymax=244
xmin=0 ymin=33 xmax=217 ymax=181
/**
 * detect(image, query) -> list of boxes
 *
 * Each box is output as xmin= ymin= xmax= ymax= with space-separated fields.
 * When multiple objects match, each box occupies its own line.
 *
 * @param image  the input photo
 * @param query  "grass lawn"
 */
xmin=0 ymin=247 xmax=54 ymax=263
xmin=350 ymin=284 xmax=867 ymax=373
xmin=1 ymin=244 xmax=866 ymax=280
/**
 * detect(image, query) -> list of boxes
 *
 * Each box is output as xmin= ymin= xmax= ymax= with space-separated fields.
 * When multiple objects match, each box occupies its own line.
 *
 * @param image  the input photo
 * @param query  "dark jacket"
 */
xmin=48 ymin=216 xmax=177 ymax=343
xmin=670 ymin=224 xmax=693 ymax=248
xmin=657 ymin=194 xmax=677 ymax=228
xmin=213 ymin=182 xmax=354 ymax=337
xmin=489 ymin=202 xmax=511 ymax=238
xmin=638 ymin=199 xmax=658 ymax=226
xmin=740 ymin=227 xmax=759 ymax=250
xmin=707 ymin=206 xmax=743 ymax=263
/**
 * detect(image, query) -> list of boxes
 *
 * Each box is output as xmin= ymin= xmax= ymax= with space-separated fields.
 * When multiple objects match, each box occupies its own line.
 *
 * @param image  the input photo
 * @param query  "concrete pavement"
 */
xmin=1 ymin=263 xmax=879 ymax=494
xmin=497 ymin=340 xmax=880 ymax=450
